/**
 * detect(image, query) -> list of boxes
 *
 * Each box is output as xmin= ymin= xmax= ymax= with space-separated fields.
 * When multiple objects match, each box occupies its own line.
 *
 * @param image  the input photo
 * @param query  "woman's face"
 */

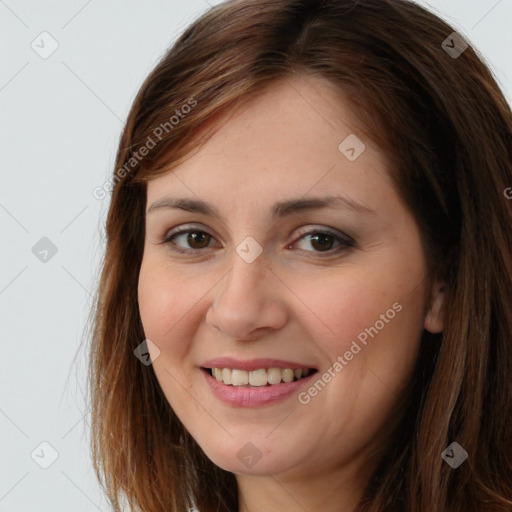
xmin=138 ymin=75 xmax=444 ymax=481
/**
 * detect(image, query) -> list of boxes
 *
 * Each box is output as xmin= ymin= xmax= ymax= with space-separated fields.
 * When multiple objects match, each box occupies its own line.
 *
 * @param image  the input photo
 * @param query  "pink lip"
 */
xmin=200 ymin=367 xmax=318 ymax=407
xmin=200 ymin=357 xmax=316 ymax=371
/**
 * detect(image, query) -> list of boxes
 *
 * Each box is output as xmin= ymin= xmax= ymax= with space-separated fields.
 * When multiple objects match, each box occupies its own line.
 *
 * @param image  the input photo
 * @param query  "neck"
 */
xmin=236 ymin=458 xmax=373 ymax=512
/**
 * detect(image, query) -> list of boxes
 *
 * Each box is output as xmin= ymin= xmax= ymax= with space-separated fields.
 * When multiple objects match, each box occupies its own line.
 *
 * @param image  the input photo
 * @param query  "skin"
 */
xmin=137 ymin=74 xmax=446 ymax=512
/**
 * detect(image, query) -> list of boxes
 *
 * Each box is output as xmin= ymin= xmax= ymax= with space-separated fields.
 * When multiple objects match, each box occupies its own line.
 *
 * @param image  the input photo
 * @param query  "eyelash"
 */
xmin=159 ymin=225 xmax=355 ymax=258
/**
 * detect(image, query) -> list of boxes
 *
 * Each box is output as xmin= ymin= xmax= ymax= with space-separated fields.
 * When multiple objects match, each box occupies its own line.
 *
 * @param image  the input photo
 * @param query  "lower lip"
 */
xmin=200 ymin=368 xmax=318 ymax=407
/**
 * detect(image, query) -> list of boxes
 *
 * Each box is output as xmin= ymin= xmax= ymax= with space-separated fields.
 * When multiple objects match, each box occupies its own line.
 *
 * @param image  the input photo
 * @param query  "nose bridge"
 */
xmin=207 ymin=242 xmax=285 ymax=338
xmin=218 ymin=243 xmax=268 ymax=302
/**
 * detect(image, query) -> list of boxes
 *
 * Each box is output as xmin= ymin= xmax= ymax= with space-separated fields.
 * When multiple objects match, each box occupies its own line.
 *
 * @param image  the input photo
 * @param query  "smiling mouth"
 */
xmin=202 ymin=367 xmax=318 ymax=387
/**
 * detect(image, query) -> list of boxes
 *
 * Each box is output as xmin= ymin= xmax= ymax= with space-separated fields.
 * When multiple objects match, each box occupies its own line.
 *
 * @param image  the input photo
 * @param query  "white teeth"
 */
xmin=267 ymin=368 xmax=283 ymax=385
xmin=282 ymin=369 xmax=294 ymax=382
xmin=249 ymin=369 xmax=267 ymax=386
xmin=231 ymin=369 xmax=248 ymax=386
xmin=221 ymin=368 xmax=232 ymax=385
xmin=209 ymin=367 xmax=313 ymax=386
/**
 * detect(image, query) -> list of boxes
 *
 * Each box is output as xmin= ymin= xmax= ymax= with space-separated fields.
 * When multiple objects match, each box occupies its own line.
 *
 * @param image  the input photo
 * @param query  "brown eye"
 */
xmin=309 ymin=233 xmax=336 ymax=251
xmin=161 ymin=228 xmax=217 ymax=253
xmin=180 ymin=231 xmax=212 ymax=249
xmin=161 ymin=225 xmax=355 ymax=257
xmin=292 ymin=228 xmax=355 ymax=256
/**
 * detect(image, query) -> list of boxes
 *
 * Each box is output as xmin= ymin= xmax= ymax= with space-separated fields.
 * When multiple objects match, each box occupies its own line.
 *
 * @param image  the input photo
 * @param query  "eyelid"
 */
xmin=162 ymin=223 xmax=353 ymax=241
xmin=160 ymin=223 xmax=220 ymax=244
xmin=294 ymin=226 xmax=355 ymax=245
xmin=160 ymin=223 xmax=355 ymax=255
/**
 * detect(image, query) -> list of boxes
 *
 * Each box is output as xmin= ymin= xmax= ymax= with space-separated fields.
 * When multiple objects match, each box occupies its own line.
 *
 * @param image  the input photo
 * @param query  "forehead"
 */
xmin=146 ymin=75 xmax=395 ymax=215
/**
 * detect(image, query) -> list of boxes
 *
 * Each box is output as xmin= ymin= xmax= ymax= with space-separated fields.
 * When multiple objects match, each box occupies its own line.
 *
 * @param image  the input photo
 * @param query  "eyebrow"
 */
xmin=147 ymin=194 xmax=376 ymax=221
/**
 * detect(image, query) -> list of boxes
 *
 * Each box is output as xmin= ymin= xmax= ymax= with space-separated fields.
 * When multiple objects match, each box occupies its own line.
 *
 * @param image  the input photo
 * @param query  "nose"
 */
xmin=205 ymin=251 xmax=288 ymax=340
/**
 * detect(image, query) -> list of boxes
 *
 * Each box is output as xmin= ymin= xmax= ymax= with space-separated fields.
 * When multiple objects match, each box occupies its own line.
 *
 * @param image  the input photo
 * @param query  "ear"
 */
xmin=424 ymin=280 xmax=446 ymax=333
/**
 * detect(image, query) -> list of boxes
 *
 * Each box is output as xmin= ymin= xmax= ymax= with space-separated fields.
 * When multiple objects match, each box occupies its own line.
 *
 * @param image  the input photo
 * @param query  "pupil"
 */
xmin=311 ymin=233 xmax=332 ymax=251
xmin=188 ymin=232 xmax=208 ymax=248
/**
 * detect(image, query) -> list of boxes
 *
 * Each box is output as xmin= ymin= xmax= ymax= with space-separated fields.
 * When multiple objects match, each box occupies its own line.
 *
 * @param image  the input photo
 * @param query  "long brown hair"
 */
xmin=86 ymin=0 xmax=512 ymax=510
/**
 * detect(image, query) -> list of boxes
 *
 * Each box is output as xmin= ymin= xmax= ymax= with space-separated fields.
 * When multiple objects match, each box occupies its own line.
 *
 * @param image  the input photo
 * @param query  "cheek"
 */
xmin=137 ymin=262 xmax=207 ymax=415
xmin=137 ymin=260 xmax=195 ymax=357
xmin=292 ymin=272 xmax=424 ymax=451
xmin=290 ymin=263 xmax=424 ymax=353
xmin=290 ymin=265 xmax=426 ymax=424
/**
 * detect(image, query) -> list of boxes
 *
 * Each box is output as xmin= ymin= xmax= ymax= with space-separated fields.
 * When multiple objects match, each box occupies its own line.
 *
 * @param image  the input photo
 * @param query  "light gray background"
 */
xmin=0 ymin=1 xmax=510 ymax=511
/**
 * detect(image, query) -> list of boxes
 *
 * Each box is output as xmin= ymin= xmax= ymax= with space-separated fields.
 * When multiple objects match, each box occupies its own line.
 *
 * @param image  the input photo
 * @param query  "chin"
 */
xmin=213 ymin=453 xmax=292 ymax=476
xmin=197 ymin=436 xmax=300 ymax=476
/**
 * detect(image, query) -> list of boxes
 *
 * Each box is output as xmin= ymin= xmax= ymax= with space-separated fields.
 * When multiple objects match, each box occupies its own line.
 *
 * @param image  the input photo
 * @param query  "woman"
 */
xmin=86 ymin=0 xmax=512 ymax=511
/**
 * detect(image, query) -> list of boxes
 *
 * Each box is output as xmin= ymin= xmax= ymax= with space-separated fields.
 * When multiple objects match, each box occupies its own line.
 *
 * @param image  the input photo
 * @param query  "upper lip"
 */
xmin=200 ymin=357 xmax=317 ymax=371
